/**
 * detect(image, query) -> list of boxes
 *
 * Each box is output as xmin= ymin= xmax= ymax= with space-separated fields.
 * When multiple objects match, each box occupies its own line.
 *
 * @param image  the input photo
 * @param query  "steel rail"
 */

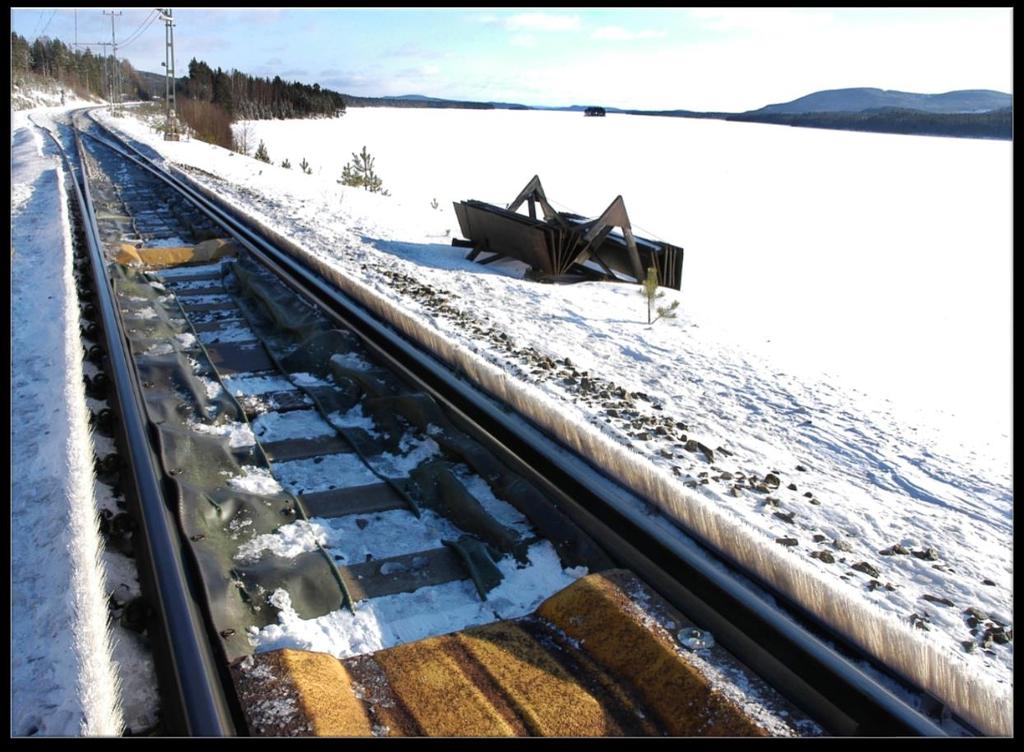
xmin=80 ymin=112 xmax=949 ymax=736
xmin=54 ymin=120 xmax=237 ymax=735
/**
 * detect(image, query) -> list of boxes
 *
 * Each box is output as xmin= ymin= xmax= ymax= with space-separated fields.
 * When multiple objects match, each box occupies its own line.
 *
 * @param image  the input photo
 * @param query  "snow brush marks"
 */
xmin=62 ymin=165 xmax=125 ymax=733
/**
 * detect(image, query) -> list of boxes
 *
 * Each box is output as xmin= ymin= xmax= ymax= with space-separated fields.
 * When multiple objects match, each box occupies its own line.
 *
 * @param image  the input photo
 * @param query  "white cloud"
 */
xmin=503 ymin=13 xmax=580 ymax=32
xmin=689 ymin=7 xmax=834 ymax=36
xmin=509 ymin=33 xmax=537 ymax=48
xmin=591 ymin=26 xmax=667 ymax=41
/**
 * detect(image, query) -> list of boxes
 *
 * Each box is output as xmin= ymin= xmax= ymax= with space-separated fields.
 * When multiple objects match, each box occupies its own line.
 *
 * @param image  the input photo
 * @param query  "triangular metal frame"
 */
xmin=575 ymin=195 xmax=644 ymax=282
xmin=506 ymin=175 xmax=563 ymax=224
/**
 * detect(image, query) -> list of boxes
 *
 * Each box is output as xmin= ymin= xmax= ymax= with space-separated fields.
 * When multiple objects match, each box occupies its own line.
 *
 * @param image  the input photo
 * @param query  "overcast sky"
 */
xmin=10 ymin=7 xmax=1014 ymax=111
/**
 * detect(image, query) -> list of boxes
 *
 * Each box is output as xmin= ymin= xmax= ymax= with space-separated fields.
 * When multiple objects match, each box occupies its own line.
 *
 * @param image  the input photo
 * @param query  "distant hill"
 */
xmin=727 ymin=87 xmax=1012 ymax=139
xmin=607 ymin=87 xmax=1011 ymax=140
xmin=729 ymin=106 xmax=1011 ymax=140
xmin=752 ymin=88 xmax=1011 ymax=115
xmin=137 ymin=70 xmax=185 ymax=99
xmin=485 ymin=101 xmax=531 ymax=110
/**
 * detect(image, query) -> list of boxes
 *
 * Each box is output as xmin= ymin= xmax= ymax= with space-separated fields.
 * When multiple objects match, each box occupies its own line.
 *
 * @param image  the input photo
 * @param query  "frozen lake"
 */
xmin=240 ymin=109 xmax=1012 ymax=470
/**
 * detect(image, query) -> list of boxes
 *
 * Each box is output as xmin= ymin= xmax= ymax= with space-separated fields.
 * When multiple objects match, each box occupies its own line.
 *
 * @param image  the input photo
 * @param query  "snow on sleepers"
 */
xmin=133 ymin=243 xmax=677 ymax=731
xmin=132 ymin=244 xmax=521 ymax=638
xmin=183 ymin=247 xmax=815 ymax=735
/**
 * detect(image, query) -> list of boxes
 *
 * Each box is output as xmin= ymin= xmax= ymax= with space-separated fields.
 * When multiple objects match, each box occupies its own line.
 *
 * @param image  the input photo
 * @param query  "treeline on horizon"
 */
xmin=342 ymin=95 xmax=493 ymax=109
xmin=175 ymin=58 xmax=348 ymax=149
xmin=182 ymin=59 xmax=347 ymax=120
xmin=11 ymin=31 xmax=150 ymax=102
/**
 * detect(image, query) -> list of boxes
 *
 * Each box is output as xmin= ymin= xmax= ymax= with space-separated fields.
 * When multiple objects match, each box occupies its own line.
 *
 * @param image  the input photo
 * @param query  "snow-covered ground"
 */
xmin=11 ymin=100 xmax=164 ymax=737
xmin=228 ymin=108 xmax=1012 ymax=458
xmin=11 ymin=103 xmax=125 ymax=736
xmin=84 ymin=106 xmax=1012 ymax=734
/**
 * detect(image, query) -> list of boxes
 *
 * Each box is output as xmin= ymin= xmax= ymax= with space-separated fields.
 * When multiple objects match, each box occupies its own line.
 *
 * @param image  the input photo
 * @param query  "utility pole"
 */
xmin=103 ymin=10 xmax=122 ymax=114
xmin=159 ymin=8 xmax=180 ymax=140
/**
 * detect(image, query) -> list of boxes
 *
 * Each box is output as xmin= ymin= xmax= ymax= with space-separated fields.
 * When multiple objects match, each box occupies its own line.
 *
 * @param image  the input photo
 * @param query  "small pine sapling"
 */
xmin=281 ymin=158 xmax=292 ymax=169
xmin=254 ymin=140 xmax=271 ymax=163
xmin=299 ymin=157 xmax=312 ymax=174
xmin=339 ymin=145 xmax=391 ymax=195
xmin=640 ymin=266 xmax=679 ymax=325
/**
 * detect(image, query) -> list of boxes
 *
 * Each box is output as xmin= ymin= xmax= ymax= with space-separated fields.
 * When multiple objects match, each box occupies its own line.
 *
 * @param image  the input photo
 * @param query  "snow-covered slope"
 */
xmin=11 ymin=104 xmax=124 ymax=736
xmin=98 ymin=106 xmax=1012 ymax=734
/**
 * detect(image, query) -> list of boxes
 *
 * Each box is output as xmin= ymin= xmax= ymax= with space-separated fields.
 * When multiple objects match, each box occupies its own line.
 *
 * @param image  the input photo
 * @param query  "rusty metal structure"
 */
xmin=452 ymin=176 xmax=684 ymax=290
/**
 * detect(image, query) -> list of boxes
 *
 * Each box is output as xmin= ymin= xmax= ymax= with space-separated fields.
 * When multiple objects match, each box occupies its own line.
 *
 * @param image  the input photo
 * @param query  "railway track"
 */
xmin=40 ymin=106 xmax=954 ymax=736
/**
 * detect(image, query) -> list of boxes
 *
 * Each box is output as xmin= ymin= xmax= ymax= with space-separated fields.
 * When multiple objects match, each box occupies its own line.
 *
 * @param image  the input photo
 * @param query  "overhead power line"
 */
xmin=30 ymin=9 xmax=48 ymax=38
xmin=118 ymin=9 xmax=160 ymax=50
xmin=38 ymin=9 xmax=58 ymax=37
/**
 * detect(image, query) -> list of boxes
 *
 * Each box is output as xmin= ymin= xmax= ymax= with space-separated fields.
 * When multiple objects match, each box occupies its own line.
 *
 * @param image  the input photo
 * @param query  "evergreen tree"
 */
xmin=299 ymin=157 xmax=312 ymax=174
xmin=339 ymin=145 xmax=389 ymax=195
xmin=9 ymin=32 xmax=148 ymax=103
xmin=281 ymin=158 xmax=291 ymax=169
xmin=640 ymin=266 xmax=679 ymax=325
xmin=254 ymin=140 xmax=271 ymax=163
xmin=11 ymin=32 xmax=31 ymax=81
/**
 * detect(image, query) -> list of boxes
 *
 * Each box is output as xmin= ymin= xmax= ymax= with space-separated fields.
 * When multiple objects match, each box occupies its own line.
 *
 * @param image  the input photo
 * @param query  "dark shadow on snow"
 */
xmin=359 ymin=235 xmax=531 ymax=280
